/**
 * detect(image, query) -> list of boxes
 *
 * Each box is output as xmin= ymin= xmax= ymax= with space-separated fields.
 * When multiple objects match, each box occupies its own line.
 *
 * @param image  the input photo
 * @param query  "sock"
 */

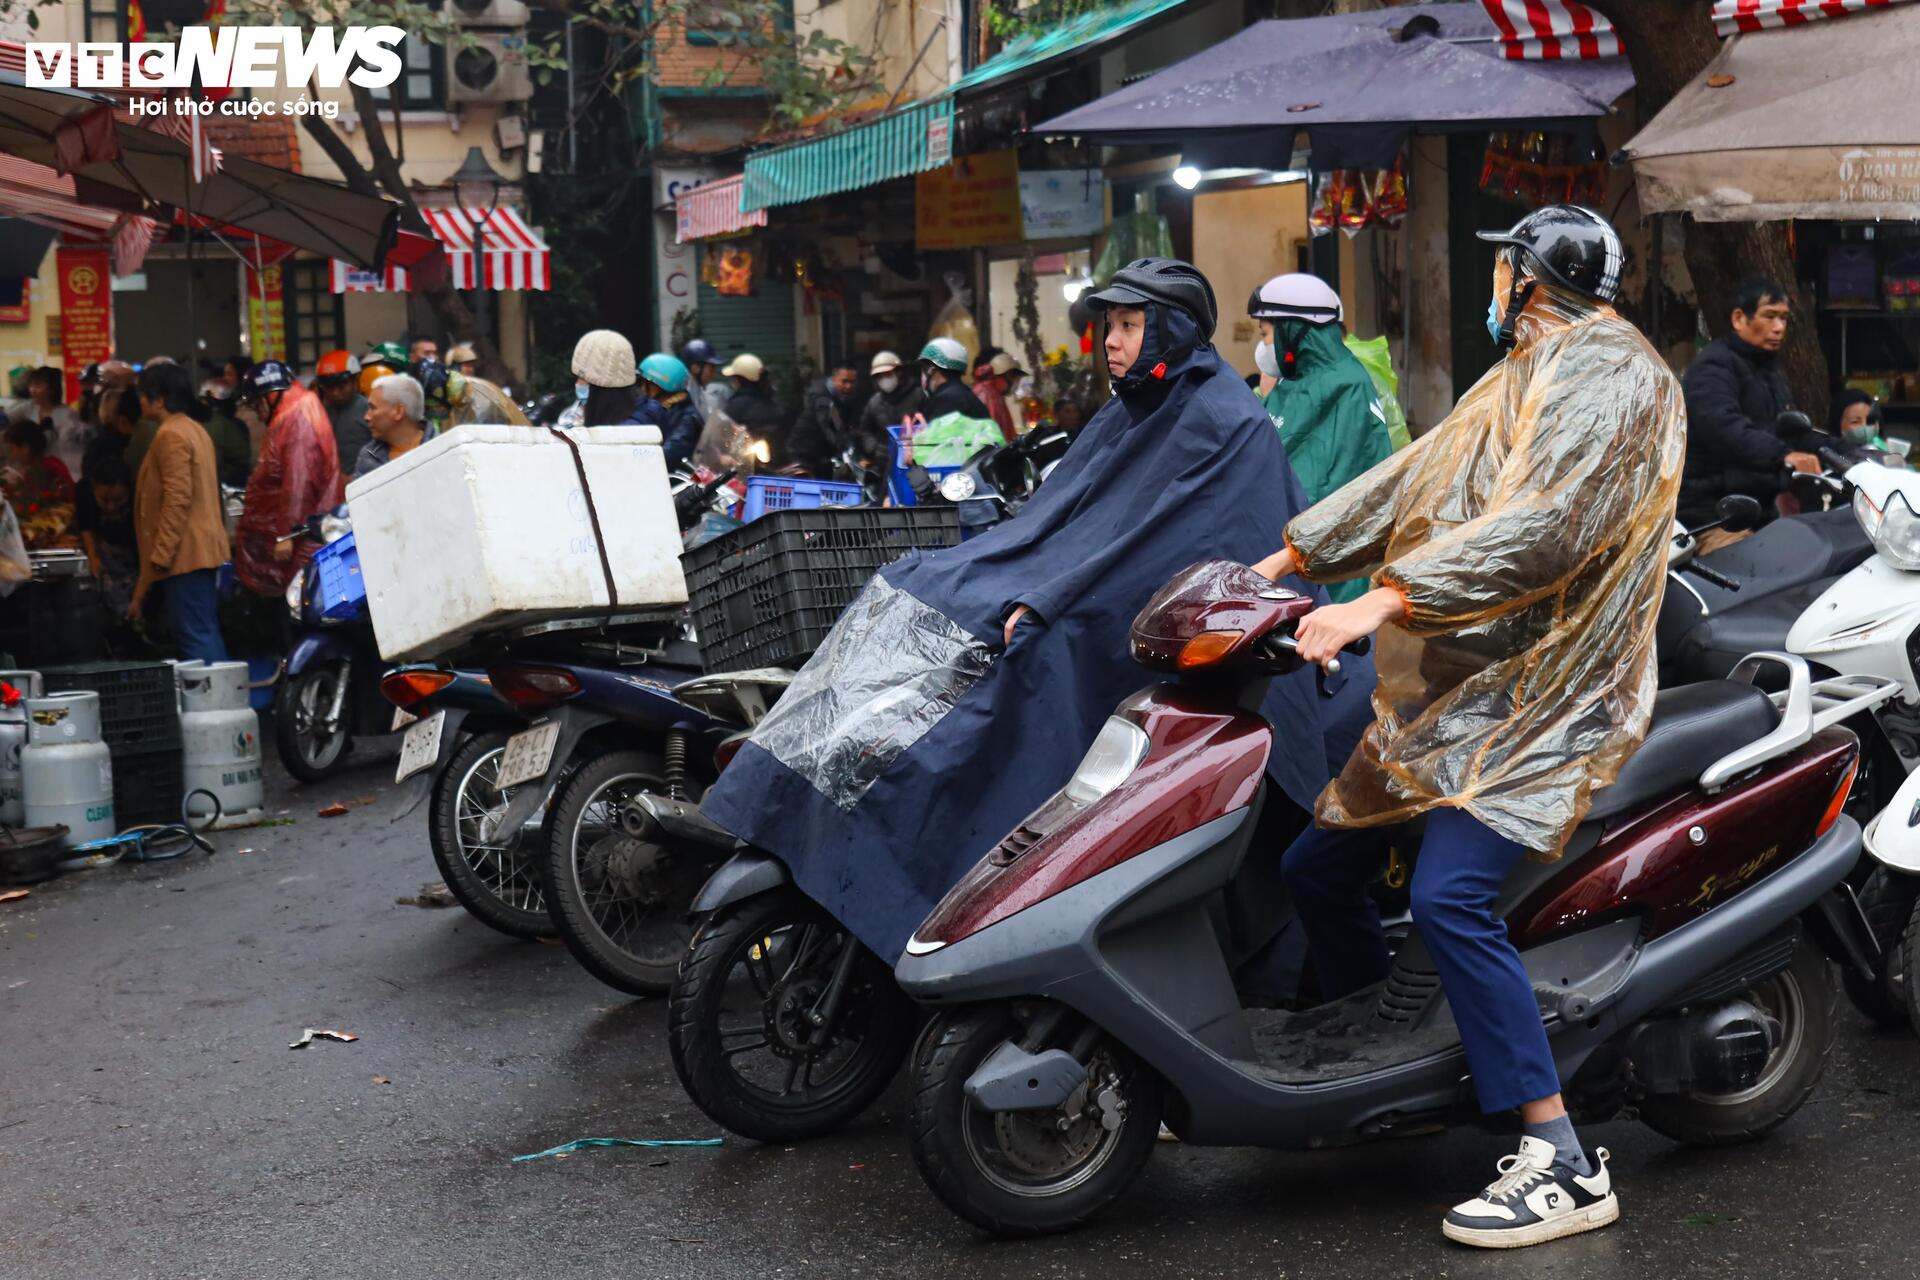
xmin=1524 ymin=1113 xmax=1593 ymax=1177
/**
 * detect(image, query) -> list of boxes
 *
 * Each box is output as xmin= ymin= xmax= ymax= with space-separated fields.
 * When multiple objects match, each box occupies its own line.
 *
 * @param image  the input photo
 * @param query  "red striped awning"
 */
xmin=1481 ymin=2 xmax=1621 ymax=59
xmin=329 ymin=206 xmax=549 ymax=293
xmin=675 ymin=175 xmax=766 ymax=243
xmin=0 ymin=154 xmax=159 ymax=275
xmin=1713 ymin=0 xmax=1914 ymax=33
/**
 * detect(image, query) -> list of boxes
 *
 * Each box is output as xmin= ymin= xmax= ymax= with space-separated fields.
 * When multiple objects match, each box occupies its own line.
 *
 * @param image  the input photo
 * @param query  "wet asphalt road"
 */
xmin=5 ymin=749 xmax=1920 ymax=1279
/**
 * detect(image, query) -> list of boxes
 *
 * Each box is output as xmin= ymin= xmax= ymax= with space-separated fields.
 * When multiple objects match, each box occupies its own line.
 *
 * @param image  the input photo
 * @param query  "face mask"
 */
xmin=574 ymin=382 xmax=589 ymax=403
xmin=876 ymin=374 xmax=899 ymax=394
xmin=1844 ymin=421 xmax=1879 ymax=445
xmin=1485 ymin=295 xmax=1504 ymax=345
xmin=1254 ymin=341 xmax=1280 ymax=379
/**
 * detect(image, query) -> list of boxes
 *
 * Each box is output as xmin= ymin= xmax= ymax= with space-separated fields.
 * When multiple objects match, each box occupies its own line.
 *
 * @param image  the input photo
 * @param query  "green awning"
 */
xmin=741 ymin=98 xmax=955 ymax=213
xmin=945 ymin=0 xmax=1191 ymax=97
xmin=740 ymin=0 xmax=1190 ymax=213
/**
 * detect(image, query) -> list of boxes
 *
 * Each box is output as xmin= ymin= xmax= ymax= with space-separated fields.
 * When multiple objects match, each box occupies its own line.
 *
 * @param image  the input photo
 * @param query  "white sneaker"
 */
xmin=1441 ymin=1138 xmax=1618 ymax=1249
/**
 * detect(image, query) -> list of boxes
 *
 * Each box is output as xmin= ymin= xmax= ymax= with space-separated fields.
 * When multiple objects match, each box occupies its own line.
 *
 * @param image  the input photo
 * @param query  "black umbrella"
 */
xmin=0 ymin=71 xmax=399 ymax=268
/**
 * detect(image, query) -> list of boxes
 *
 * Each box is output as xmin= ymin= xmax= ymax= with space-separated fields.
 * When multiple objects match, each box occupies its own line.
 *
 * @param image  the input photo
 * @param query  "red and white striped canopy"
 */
xmin=1713 ymin=0 xmax=1914 ymax=33
xmin=675 ymin=175 xmax=766 ymax=243
xmin=0 ymin=154 xmax=159 ymax=276
xmin=329 ymin=206 xmax=550 ymax=293
xmin=1480 ymin=0 xmax=1914 ymax=58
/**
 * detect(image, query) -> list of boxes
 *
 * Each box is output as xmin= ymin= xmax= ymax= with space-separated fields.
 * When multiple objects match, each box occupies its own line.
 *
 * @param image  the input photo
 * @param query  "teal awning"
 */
xmin=739 ymin=0 xmax=1190 ymax=213
xmin=741 ymin=98 xmax=955 ymax=213
xmin=945 ymin=0 xmax=1191 ymax=97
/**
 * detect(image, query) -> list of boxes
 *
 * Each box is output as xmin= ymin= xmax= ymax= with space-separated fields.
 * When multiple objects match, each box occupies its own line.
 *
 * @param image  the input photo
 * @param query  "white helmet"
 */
xmin=1248 ymin=274 xmax=1342 ymax=325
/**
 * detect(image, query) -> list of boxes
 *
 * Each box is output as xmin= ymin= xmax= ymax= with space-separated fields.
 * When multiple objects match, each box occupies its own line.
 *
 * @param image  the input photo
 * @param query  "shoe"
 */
xmin=1441 ymin=1138 xmax=1618 ymax=1249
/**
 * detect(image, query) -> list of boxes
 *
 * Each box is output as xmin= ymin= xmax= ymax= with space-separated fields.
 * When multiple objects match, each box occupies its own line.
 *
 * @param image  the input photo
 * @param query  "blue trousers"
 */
xmin=162 ymin=568 xmax=229 ymax=665
xmin=1280 ymin=807 xmax=1561 ymax=1114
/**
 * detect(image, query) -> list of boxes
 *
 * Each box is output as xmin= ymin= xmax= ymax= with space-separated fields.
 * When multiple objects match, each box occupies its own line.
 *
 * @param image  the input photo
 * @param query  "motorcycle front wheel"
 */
xmin=428 ymin=731 xmax=552 ymax=939
xmin=907 ymin=1004 xmax=1162 ymax=1238
xmin=272 ymin=663 xmax=352 ymax=782
xmin=668 ymin=888 xmax=913 ymax=1141
xmin=1841 ymin=866 xmax=1917 ymax=1028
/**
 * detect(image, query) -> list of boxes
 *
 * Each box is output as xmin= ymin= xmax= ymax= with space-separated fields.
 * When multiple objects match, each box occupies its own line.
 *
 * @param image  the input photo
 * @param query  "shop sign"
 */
xmin=56 ymin=245 xmax=112 ymax=403
xmin=927 ymin=114 xmax=952 ymax=168
xmin=246 ymin=262 xmax=286 ymax=363
xmin=1018 ymin=169 xmax=1104 ymax=240
xmin=916 ymin=150 xmax=1023 ymax=250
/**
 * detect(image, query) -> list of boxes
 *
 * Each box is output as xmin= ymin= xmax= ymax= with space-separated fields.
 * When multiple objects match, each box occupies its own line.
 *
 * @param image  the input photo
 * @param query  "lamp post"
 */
xmin=447 ymin=146 xmax=506 ymax=346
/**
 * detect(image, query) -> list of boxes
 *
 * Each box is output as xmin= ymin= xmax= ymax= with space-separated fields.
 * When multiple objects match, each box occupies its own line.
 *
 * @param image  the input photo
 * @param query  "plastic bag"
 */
xmin=905 ymin=413 xmax=1003 ymax=466
xmin=0 ymin=501 xmax=27 ymax=597
xmin=1285 ymin=282 xmax=1685 ymax=856
xmin=929 ymin=270 xmax=980 ymax=371
xmin=1342 ymin=335 xmax=1412 ymax=452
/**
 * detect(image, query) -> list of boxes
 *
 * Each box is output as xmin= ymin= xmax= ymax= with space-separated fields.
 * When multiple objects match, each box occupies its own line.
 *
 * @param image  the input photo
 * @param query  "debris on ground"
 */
xmin=372 ymin=1076 xmax=391 ymax=1085
xmin=395 ymin=881 xmax=455 ymax=908
xmin=317 ymin=804 xmax=350 ymax=818
xmin=0 ymin=889 xmax=28 ymax=904
xmin=288 ymin=1028 xmax=360 ymax=1050
xmin=512 ymin=1137 xmax=725 ymax=1163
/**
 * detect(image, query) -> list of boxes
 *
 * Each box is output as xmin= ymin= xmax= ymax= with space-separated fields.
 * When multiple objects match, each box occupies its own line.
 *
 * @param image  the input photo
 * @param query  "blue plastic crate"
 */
xmin=886 ymin=424 xmax=965 ymax=508
xmin=739 ymin=475 xmax=865 ymax=523
xmin=310 ymin=532 xmax=367 ymax=621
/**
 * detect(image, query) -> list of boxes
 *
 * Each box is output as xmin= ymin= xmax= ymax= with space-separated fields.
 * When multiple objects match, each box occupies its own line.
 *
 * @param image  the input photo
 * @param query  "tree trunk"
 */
xmin=1588 ymin=0 xmax=1830 ymax=420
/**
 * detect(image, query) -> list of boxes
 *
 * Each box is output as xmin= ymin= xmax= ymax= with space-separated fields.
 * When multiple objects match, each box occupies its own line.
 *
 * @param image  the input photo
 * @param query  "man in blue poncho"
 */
xmin=701 ymin=258 xmax=1373 ymax=965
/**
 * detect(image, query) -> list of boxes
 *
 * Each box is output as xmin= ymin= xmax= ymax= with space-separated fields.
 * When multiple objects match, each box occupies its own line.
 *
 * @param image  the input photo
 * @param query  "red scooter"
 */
xmin=896 ymin=561 xmax=1896 ymax=1237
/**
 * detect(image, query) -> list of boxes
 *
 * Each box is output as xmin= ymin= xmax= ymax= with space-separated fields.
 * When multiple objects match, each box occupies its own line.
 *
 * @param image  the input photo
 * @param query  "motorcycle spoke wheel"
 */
xmin=453 ymin=747 xmax=544 ymax=915
xmin=428 ymin=733 xmax=553 ymax=939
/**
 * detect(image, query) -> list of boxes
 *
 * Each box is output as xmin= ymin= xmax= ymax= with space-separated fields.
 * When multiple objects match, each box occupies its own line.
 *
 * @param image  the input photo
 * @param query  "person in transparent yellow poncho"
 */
xmin=1252 ymin=207 xmax=1684 ymax=1250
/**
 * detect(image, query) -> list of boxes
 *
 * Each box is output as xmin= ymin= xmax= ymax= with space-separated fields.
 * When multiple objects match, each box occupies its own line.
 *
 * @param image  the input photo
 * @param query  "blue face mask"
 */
xmin=574 ymin=382 xmax=589 ymax=403
xmin=1485 ymin=295 xmax=1504 ymax=345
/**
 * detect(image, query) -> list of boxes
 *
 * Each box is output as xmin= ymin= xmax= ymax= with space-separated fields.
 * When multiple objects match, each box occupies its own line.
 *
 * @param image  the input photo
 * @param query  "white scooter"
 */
xmin=1787 ymin=452 xmax=1920 ymax=1025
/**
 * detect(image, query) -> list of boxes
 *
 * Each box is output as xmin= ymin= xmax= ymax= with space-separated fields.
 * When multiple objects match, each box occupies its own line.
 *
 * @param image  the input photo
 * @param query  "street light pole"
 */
xmin=448 ymin=146 xmax=505 ymax=355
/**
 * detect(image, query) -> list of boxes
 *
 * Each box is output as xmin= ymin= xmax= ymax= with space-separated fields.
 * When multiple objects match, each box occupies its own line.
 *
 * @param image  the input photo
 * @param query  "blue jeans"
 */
xmin=1280 ymin=808 xmax=1562 ymax=1114
xmin=162 ymin=568 xmax=229 ymax=665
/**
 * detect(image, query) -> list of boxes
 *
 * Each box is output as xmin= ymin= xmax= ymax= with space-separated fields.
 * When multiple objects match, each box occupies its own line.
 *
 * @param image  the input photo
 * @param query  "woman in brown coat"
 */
xmin=132 ymin=362 xmax=231 ymax=662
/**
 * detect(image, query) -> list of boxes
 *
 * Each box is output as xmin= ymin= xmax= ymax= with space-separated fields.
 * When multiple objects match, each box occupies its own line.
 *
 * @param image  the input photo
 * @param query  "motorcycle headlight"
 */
xmin=939 ymin=471 xmax=978 ymax=502
xmin=1855 ymin=486 xmax=1883 ymax=538
xmin=285 ymin=568 xmax=306 ymax=621
xmin=1875 ymin=491 xmax=1920 ymax=571
xmin=1062 ymin=717 xmax=1150 ymax=806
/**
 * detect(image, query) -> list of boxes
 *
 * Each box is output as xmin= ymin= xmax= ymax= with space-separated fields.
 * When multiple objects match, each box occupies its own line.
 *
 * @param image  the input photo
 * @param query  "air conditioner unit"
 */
xmin=447 ymin=32 xmax=533 ymax=105
xmin=449 ymin=0 xmax=530 ymax=25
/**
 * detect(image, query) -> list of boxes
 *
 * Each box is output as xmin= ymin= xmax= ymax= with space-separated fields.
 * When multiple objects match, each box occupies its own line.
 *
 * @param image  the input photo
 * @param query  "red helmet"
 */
xmin=316 ymin=349 xmax=360 ymax=381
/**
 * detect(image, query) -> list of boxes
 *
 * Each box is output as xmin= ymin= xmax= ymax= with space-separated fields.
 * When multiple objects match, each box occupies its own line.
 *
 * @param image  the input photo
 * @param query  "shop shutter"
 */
xmin=696 ymin=273 xmax=796 ymax=387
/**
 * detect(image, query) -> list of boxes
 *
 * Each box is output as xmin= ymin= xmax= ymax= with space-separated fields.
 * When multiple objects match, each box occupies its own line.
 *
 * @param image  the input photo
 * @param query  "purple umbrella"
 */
xmin=1038 ymin=4 xmax=1632 ymax=170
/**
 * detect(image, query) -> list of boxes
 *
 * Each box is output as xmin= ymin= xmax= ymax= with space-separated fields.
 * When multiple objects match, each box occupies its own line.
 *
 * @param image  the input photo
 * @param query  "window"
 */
xmin=368 ymin=34 xmax=446 ymax=110
xmin=284 ymin=259 xmax=345 ymax=374
xmin=687 ymin=1 xmax=755 ymax=44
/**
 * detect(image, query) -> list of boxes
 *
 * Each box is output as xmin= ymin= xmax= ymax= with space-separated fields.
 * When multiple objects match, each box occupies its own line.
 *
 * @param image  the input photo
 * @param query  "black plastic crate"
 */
xmin=42 ymin=661 xmax=181 ymax=752
xmin=684 ymin=507 xmax=963 ymax=672
xmin=108 ymin=743 xmax=185 ymax=828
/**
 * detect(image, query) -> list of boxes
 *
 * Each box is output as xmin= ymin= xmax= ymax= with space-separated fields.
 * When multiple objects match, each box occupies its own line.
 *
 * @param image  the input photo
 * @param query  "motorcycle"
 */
xmin=904 ymin=427 xmax=1071 ymax=536
xmin=273 ymin=512 xmax=391 ymax=782
xmin=892 ymin=560 xmax=1896 ymax=1237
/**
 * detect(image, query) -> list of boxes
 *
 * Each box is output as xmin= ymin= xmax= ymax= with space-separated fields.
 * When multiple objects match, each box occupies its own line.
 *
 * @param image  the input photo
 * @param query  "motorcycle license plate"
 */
xmin=496 ymin=720 xmax=561 ymax=790
xmin=394 ymin=711 xmax=446 ymax=783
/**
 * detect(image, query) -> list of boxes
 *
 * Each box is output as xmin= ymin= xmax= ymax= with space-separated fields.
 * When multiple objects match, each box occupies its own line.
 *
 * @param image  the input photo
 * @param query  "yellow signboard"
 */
xmin=916 ymin=150 xmax=1024 ymax=250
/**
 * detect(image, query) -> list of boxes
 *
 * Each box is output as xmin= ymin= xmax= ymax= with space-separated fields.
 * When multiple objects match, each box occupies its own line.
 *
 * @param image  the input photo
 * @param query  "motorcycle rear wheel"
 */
xmin=1637 ymin=938 xmax=1834 ymax=1146
xmin=908 ymin=1005 xmax=1162 ymax=1237
xmin=428 ymin=731 xmax=552 ymax=939
xmin=272 ymin=664 xmax=351 ymax=782
xmin=668 ymin=888 xmax=913 ymax=1141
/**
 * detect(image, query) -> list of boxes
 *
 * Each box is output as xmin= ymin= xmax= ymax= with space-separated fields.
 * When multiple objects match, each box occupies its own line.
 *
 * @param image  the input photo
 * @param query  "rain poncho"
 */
xmin=1343 ymin=334 xmax=1413 ymax=452
xmin=448 ymin=375 xmax=529 ymax=428
xmin=703 ymin=297 xmax=1365 ymax=962
xmin=234 ymin=383 xmax=344 ymax=596
xmin=1282 ymin=284 xmax=1685 ymax=856
xmin=1262 ymin=318 xmax=1396 ymax=603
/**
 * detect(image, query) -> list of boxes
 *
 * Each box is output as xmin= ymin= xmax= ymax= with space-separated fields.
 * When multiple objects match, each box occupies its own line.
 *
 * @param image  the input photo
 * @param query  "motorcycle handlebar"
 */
xmin=1682 ymin=560 xmax=1741 ymax=592
xmin=1818 ymin=446 xmax=1855 ymax=475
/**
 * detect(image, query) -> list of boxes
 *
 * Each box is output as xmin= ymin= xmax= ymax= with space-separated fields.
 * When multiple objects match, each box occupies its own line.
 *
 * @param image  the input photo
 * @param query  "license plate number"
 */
xmin=394 ymin=711 xmax=445 ymax=783
xmin=496 ymin=720 xmax=561 ymax=790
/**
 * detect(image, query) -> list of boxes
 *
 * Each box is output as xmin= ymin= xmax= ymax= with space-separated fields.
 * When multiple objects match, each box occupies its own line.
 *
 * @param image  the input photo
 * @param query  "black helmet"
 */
xmin=414 ymin=356 xmax=451 ymax=403
xmin=1085 ymin=258 xmax=1219 ymax=341
xmin=679 ymin=338 xmax=723 ymax=367
xmin=237 ymin=359 xmax=295 ymax=400
xmin=1476 ymin=205 xmax=1623 ymax=304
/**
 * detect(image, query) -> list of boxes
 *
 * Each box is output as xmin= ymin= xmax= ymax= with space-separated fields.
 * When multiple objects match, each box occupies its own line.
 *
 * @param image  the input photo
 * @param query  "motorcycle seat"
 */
xmin=1669 ymin=578 xmax=1833 ymax=685
xmin=1585 ymin=680 xmax=1780 ymax=823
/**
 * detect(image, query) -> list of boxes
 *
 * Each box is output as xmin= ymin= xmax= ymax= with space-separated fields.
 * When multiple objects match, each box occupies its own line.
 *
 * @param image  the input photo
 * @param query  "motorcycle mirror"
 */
xmin=1775 ymin=409 xmax=1815 ymax=437
xmin=1714 ymin=494 xmax=1764 ymax=533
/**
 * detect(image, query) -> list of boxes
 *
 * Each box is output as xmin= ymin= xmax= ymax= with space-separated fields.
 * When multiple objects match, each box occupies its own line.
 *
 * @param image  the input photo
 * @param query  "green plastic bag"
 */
xmin=906 ymin=413 xmax=1004 ymax=466
xmin=1343 ymin=335 xmax=1412 ymax=451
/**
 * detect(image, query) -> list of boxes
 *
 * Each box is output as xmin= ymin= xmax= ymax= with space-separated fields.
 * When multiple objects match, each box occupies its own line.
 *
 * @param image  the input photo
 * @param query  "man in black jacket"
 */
xmin=787 ymin=360 xmax=861 ymax=477
xmin=1678 ymin=277 xmax=1820 ymax=529
xmin=917 ymin=337 xmax=992 ymax=421
xmin=720 ymin=353 xmax=789 ymax=458
xmin=856 ymin=350 xmax=923 ymax=463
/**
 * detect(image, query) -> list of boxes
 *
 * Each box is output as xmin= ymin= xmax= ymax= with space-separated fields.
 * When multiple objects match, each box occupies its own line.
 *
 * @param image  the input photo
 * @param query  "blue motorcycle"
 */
xmin=273 ymin=513 xmax=391 ymax=782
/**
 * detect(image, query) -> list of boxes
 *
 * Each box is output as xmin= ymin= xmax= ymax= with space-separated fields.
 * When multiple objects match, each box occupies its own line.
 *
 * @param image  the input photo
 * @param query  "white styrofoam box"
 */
xmin=346 ymin=424 xmax=688 ymax=660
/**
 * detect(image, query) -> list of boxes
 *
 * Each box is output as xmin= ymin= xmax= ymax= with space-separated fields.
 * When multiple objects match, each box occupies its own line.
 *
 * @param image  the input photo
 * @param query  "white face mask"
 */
xmin=876 ymin=373 xmax=899 ymax=394
xmin=1254 ymin=340 xmax=1281 ymax=379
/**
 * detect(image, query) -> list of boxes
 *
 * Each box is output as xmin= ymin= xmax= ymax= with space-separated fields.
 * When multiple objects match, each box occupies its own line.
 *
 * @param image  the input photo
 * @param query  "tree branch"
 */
xmin=348 ymin=82 xmax=428 ymax=232
xmin=300 ymin=115 xmax=382 ymax=200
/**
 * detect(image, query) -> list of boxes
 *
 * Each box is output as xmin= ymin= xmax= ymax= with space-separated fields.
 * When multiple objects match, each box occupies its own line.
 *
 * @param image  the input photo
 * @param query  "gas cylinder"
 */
xmin=178 ymin=661 xmax=264 ymax=827
xmin=0 ymin=669 xmax=44 ymax=826
xmin=21 ymin=692 xmax=114 ymax=846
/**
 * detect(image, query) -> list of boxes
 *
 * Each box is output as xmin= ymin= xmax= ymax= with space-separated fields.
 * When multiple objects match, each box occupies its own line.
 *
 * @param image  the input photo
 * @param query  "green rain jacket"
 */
xmin=1262 ymin=320 xmax=1396 ymax=601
